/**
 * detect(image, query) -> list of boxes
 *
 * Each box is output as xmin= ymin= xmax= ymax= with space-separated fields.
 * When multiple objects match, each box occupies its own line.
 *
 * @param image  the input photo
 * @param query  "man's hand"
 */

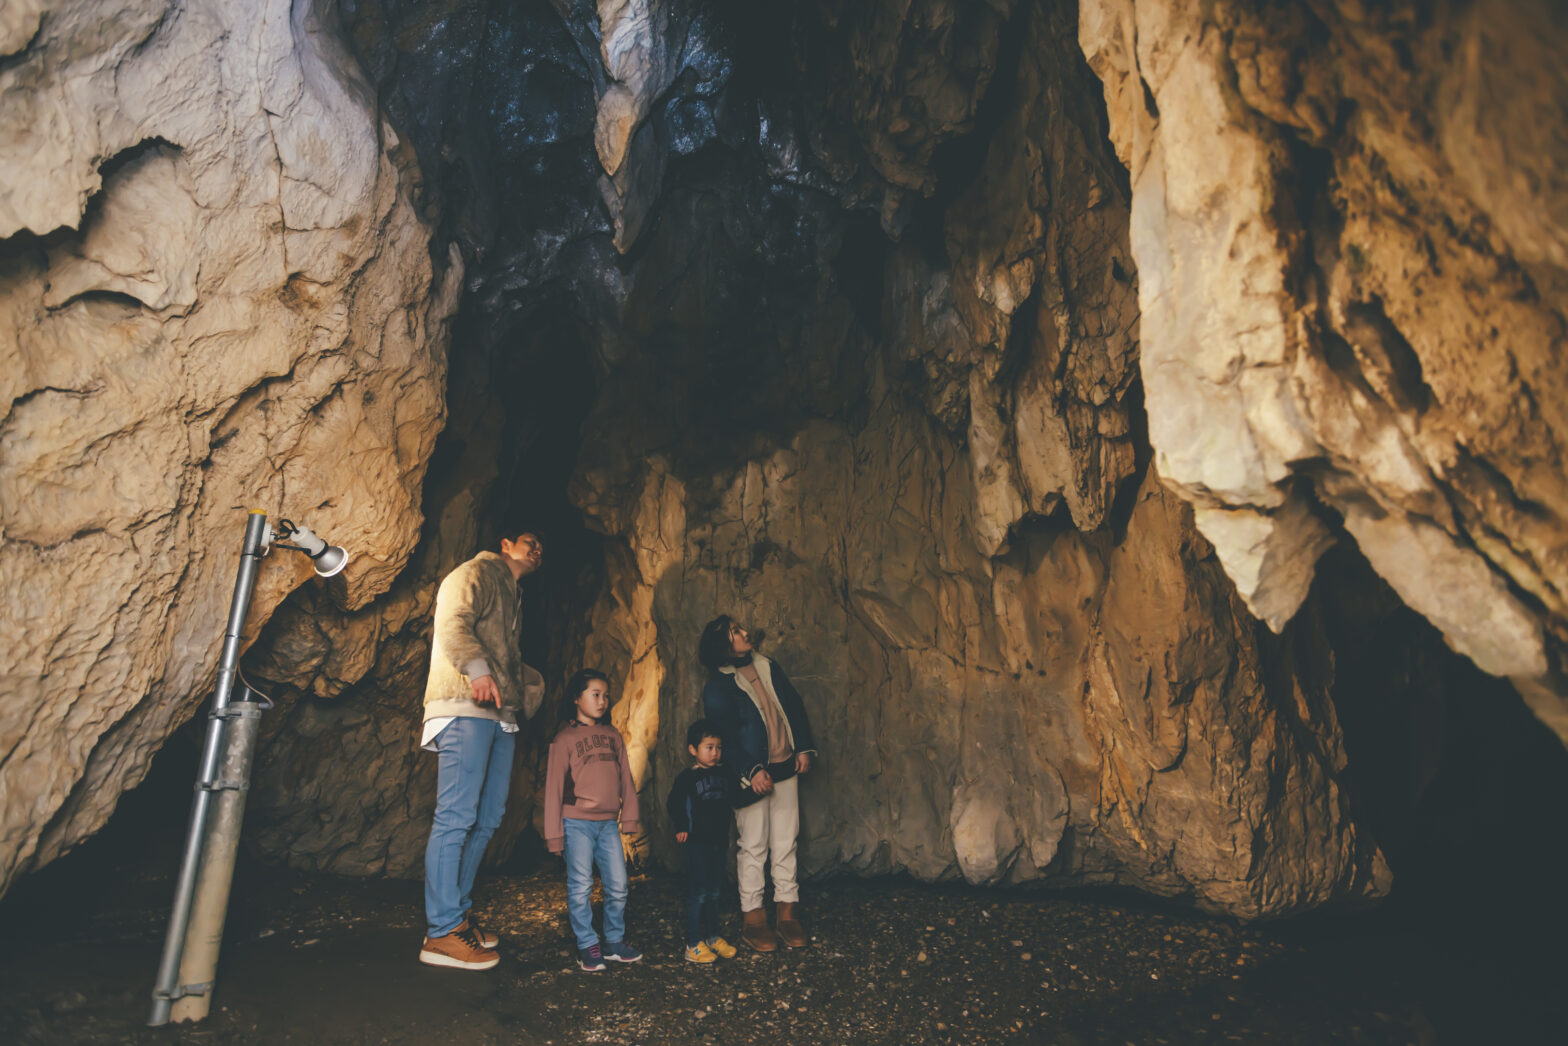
xmin=795 ymin=752 xmax=813 ymax=775
xmin=676 ymin=831 xmax=688 ymax=843
xmin=751 ymin=770 xmax=774 ymax=795
xmin=470 ymin=674 xmax=501 ymax=707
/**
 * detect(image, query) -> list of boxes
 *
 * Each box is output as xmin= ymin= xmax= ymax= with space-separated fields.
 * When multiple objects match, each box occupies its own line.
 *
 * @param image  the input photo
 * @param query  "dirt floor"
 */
xmin=2 ymin=827 xmax=1565 ymax=1046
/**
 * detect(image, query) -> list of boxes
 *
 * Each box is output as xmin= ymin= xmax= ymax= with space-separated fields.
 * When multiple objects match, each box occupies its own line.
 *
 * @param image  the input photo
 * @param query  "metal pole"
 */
xmin=169 ymin=698 xmax=264 ymax=1023
xmin=149 ymin=510 xmax=268 ymax=1026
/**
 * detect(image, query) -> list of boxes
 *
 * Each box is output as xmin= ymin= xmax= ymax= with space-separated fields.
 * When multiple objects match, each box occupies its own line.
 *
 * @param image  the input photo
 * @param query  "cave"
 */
xmin=3 ymin=0 xmax=1568 ymax=1042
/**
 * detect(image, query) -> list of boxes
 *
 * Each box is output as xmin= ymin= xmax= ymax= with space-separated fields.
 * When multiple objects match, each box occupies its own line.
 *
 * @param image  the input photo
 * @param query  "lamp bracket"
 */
xmin=209 ymin=704 xmax=266 ymax=722
xmin=153 ymin=981 xmax=213 ymax=1002
xmin=275 ymin=540 xmax=334 ymax=563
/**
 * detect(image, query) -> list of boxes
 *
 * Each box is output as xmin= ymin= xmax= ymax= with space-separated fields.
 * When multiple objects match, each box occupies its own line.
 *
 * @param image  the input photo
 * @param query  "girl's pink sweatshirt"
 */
xmin=543 ymin=720 xmax=642 ymax=853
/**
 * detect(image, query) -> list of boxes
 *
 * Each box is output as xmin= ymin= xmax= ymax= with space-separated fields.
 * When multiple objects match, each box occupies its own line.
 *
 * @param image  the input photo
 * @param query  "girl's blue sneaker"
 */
xmin=602 ymin=940 xmax=642 ymax=963
xmin=577 ymin=944 xmax=606 ymax=971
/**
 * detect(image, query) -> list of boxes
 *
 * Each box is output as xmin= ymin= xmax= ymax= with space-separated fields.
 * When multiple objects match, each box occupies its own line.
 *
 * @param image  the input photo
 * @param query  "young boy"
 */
xmin=666 ymin=719 xmax=739 ymax=963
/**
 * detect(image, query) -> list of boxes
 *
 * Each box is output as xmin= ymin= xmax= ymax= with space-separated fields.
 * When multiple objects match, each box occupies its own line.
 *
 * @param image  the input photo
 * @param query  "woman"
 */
xmin=698 ymin=615 xmax=818 ymax=951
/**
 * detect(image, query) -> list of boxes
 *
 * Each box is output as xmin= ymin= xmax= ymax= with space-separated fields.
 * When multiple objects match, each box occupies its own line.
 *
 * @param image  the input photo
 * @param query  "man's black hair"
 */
xmin=499 ymin=527 xmax=544 ymax=548
xmin=686 ymin=718 xmax=722 ymax=749
xmin=697 ymin=615 xmax=736 ymax=671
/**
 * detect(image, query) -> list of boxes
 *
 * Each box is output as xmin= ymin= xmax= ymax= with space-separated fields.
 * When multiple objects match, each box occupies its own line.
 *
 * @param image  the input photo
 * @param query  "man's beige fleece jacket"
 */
xmin=423 ymin=550 xmax=544 ymax=726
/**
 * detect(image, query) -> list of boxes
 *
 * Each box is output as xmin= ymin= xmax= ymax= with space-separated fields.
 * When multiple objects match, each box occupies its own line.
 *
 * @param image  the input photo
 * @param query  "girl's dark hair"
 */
xmin=698 ymin=615 xmax=735 ymax=671
xmin=557 ymin=668 xmax=611 ymax=726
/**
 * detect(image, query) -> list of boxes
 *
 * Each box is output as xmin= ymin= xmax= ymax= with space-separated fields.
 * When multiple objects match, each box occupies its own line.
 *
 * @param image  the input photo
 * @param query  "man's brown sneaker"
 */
xmin=419 ymin=923 xmax=499 ymax=970
xmin=466 ymin=914 xmax=499 ymax=949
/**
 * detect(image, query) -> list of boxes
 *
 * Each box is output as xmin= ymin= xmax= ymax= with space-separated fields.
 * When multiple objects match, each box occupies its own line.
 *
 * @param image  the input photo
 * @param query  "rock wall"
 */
xmin=234 ymin=0 xmax=614 ymax=880
xmin=561 ymin=0 xmax=1386 ymax=917
xmin=0 ymin=0 xmax=458 ymax=895
xmin=238 ymin=0 xmax=1543 ymax=919
xmin=227 ymin=0 xmax=1341 ymax=919
xmin=577 ymin=419 xmax=1387 ymax=916
xmin=1079 ymin=0 xmax=1568 ymax=738
xmin=9 ymin=0 xmax=1562 ymax=922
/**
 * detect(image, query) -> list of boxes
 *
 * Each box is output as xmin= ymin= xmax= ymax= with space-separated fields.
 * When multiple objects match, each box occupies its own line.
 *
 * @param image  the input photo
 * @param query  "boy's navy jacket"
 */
xmin=699 ymin=653 xmax=817 ymax=809
xmin=665 ymin=765 xmax=735 ymax=844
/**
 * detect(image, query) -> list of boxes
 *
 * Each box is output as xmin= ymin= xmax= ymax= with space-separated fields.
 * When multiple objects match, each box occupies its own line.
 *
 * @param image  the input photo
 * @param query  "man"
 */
xmin=417 ymin=531 xmax=546 ymax=970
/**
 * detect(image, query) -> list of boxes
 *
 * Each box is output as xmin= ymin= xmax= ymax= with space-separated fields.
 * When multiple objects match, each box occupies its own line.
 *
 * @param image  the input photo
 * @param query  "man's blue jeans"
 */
xmin=424 ymin=717 xmax=514 ymax=938
xmin=563 ymin=818 xmax=629 ymax=950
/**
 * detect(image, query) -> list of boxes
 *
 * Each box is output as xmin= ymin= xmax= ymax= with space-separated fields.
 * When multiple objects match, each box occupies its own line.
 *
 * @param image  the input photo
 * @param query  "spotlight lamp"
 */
xmin=149 ymin=510 xmax=351 ymax=1026
xmin=266 ymin=518 xmax=349 ymax=577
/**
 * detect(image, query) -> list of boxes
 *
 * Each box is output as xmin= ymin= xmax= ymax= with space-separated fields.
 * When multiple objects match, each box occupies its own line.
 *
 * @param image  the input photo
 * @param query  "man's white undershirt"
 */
xmin=421 ymin=716 xmax=519 ymax=751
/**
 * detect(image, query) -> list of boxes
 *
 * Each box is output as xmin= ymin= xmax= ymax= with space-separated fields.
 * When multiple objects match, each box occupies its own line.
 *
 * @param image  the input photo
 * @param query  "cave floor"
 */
xmin=3 ymin=848 xmax=1562 ymax=1046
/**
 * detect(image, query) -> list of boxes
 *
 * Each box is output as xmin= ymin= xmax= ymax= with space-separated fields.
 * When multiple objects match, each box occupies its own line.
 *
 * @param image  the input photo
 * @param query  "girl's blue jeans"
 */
xmin=563 ymin=818 xmax=629 ymax=950
xmin=423 ymin=717 xmax=514 ymax=938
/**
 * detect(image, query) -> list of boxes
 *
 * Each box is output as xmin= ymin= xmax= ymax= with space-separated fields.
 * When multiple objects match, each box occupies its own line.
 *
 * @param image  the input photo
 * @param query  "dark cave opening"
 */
xmin=472 ymin=305 xmax=604 ymax=685
xmin=1307 ymin=543 xmax=1568 ymax=937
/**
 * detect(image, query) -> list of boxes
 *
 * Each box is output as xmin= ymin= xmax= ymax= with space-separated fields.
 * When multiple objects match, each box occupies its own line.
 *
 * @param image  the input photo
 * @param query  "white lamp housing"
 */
xmin=286 ymin=523 xmax=349 ymax=577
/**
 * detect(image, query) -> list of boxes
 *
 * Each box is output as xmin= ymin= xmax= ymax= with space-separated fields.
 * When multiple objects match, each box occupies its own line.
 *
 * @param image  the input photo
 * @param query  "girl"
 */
xmin=543 ymin=669 xmax=643 ymax=971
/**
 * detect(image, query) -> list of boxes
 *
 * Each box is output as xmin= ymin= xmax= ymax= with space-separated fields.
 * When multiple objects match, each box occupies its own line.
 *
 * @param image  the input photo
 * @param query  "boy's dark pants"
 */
xmin=683 ymin=841 xmax=726 ymax=947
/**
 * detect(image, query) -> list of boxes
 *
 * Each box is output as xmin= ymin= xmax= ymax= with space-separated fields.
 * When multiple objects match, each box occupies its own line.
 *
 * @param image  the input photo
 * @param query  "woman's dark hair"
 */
xmin=557 ymin=668 xmax=611 ymax=726
xmin=698 ymin=615 xmax=736 ymax=671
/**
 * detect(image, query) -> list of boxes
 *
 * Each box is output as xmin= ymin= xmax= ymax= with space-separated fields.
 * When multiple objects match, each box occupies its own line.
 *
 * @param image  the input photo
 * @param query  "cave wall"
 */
xmin=231 ymin=0 xmax=613 ymax=879
xmin=555 ymin=0 xmax=1388 ymax=917
xmin=0 ymin=0 xmax=459 ymax=894
xmin=1079 ymin=0 xmax=1568 ymax=738
xmin=577 ymin=411 xmax=1388 ymax=915
xmin=6 ymin=0 xmax=1566 ymax=922
xmin=185 ymin=0 xmax=1554 ymax=918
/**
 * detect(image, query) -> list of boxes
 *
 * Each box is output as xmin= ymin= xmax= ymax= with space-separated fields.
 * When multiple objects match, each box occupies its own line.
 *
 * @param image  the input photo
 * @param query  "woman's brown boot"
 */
xmin=774 ymin=901 xmax=807 ymax=948
xmin=741 ymin=907 xmax=778 ymax=952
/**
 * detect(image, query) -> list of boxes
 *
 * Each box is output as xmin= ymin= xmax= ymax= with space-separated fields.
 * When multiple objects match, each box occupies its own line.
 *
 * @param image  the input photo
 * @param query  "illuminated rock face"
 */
xmin=233 ymin=0 xmax=1391 ymax=918
xmin=0 ymin=0 xmax=457 ymax=894
xmin=560 ymin=8 xmax=1381 ymax=917
xmin=1080 ymin=0 xmax=1568 ymax=738
xmin=7 ymin=0 xmax=1564 ymax=920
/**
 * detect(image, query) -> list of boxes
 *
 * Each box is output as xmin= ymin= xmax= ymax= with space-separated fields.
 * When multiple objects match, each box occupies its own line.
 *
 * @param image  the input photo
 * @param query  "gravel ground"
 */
xmin=2 ymin=842 xmax=1562 ymax=1046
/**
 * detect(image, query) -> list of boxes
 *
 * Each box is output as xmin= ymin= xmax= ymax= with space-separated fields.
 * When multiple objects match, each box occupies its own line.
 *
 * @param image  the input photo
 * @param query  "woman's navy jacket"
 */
xmin=700 ymin=654 xmax=817 ymax=809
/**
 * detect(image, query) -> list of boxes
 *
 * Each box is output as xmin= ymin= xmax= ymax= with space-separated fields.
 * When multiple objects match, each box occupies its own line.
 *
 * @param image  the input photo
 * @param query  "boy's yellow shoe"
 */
xmin=706 ymin=936 xmax=738 ymax=959
xmin=684 ymin=941 xmax=718 ymax=964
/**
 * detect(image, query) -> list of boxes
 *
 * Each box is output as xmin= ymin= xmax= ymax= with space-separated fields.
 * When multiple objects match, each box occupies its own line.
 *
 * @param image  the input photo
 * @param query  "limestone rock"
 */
xmin=943 ymin=0 xmax=1140 ymax=544
xmin=232 ymin=0 xmax=1397 ymax=918
xmin=551 ymin=0 xmax=728 ymax=251
xmin=0 ymin=0 xmax=457 ymax=895
xmin=239 ymin=324 xmax=527 ymax=878
xmin=48 ymin=0 xmax=1536 ymax=928
xmin=551 ymin=0 xmax=1385 ymax=914
xmin=573 ymin=417 xmax=1384 ymax=917
xmin=785 ymin=0 xmax=1019 ymax=231
xmin=1079 ymin=0 xmax=1568 ymax=736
